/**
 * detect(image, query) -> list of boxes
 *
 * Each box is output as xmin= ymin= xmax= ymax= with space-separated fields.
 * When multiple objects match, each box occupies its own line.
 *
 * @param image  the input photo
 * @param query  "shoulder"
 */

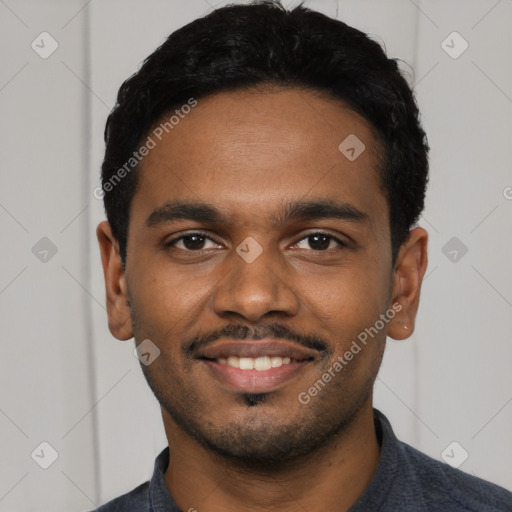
xmin=91 ymin=481 xmax=150 ymax=512
xmin=368 ymin=409 xmax=512 ymax=511
xmin=399 ymin=441 xmax=512 ymax=511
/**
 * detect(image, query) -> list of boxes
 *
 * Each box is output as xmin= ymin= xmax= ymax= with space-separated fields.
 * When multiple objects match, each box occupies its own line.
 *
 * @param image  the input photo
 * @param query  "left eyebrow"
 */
xmin=145 ymin=199 xmax=369 ymax=229
xmin=271 ymin=199 xmax=369 ymax=228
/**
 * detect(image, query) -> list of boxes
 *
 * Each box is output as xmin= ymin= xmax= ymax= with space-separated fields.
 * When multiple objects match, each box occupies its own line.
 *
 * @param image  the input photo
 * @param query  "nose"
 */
xmin=212 ymin=242 xmax=300 ymax=323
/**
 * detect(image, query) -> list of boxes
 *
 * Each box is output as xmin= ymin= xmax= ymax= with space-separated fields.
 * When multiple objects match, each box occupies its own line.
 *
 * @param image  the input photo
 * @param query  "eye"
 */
xmin=166 ymin=232 xmax=221 ymax=251
xmin=294 ymin=232 xmax=347 ymax=251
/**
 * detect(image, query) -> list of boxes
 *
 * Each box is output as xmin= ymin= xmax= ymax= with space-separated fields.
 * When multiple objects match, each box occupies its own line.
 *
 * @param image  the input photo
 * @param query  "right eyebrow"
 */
xmin=145 ymin=202 xmax=223 ymax=228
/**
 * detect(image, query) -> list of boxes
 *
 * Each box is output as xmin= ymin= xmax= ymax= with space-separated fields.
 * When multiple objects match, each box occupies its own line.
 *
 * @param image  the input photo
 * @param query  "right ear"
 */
xmin=96 ymin=221 xmax=133 ymax=341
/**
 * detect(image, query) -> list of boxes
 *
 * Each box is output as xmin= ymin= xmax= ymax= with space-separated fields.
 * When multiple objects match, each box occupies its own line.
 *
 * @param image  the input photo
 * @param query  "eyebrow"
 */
xmin=145 ymin=199 xmax=368 ymax=228
xmin=146 ymin=202 xmax=220 ymax=227
xmin=275 ymin=199 xmax=368 ymax=227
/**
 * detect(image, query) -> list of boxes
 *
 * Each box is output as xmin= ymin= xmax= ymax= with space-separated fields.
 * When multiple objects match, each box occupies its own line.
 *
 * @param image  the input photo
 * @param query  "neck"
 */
xmin=163 ymin=404 xmax=380 ymax=512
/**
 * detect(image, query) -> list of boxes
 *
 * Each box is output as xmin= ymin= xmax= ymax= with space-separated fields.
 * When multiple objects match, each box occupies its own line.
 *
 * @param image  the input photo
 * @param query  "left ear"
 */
xmin=387 ymin=227 xmax=428 ymax=340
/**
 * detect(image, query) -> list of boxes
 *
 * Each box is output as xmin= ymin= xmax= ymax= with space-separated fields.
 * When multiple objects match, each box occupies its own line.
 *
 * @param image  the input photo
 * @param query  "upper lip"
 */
xmin=197 ymin=339 xmax=318 ymax=361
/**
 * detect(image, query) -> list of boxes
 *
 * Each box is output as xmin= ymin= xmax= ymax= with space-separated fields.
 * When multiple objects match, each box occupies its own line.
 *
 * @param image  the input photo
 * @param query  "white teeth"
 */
xmin=254 ymin=356 xmax=272 ymax=371
xmin=271 ymin=356 xmax=283 ymax=368
xmin=239 ymin=357 xmax=254 ymax=370
xmin=217 ymin=356 xmax=293 ymax=370
xmin=227 ymin=356 xmax=239 ymax=368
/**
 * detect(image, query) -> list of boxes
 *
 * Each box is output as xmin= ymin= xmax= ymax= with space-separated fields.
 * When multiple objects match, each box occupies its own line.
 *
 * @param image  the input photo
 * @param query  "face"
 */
xmin=98 ymin=87 xmax=428 ymax=465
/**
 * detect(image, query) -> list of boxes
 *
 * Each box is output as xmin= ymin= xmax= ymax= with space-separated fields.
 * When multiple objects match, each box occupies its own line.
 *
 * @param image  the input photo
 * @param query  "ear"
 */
xmin=96 ymin=221 xmax=133 ymax=341
xmin=387 ymin=227 xmax=428 ymax=340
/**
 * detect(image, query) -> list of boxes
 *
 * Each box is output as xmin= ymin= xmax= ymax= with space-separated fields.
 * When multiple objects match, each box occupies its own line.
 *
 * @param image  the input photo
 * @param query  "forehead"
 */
xmin=131 ymin=87 xmax=388 ymax=235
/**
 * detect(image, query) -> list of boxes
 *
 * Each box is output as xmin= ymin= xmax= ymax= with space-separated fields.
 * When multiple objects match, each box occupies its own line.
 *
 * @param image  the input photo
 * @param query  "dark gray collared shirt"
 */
xmin=94 ymin=409 xmax=512 ymax=511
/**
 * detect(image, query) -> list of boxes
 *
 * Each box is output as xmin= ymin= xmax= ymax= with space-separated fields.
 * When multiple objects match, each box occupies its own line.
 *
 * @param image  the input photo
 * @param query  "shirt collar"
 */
xmin=148 ymin=447 xmax=180 ymax=512
xmin=347 ymin=408 xmax=401 ymax=511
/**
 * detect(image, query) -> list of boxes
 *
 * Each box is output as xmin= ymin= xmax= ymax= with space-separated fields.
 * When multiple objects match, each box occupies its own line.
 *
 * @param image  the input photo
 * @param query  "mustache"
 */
xmin=184 ymin=322 xmax=329 ymax=357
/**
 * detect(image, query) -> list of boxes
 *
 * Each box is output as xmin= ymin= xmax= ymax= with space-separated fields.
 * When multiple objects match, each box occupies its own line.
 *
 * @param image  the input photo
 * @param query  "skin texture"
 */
xmin=97 ymin=87 xmax=428 ymax=512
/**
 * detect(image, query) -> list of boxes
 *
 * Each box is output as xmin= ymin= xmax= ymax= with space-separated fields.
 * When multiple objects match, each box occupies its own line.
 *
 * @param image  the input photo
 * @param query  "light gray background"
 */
xmin=1 ymin=0 xmax=511 ymax=510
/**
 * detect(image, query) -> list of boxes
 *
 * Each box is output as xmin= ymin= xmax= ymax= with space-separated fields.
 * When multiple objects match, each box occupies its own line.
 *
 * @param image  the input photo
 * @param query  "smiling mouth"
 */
xmin=214 ymin=355 xmax=294 ymax=370
xmin=196 ymin=338 xmax=319 ymax=393
xmin=199 ymin=355 xmax=314 ymax=393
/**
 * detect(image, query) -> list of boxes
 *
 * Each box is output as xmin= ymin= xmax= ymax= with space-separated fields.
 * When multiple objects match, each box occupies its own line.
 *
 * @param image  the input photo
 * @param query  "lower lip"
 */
xmin=201 ymin=359 xmax=310 ymax=393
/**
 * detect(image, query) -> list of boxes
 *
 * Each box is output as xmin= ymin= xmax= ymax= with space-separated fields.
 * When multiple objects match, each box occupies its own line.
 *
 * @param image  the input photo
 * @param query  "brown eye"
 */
xmin=166 ymin=233 xmax=219 ymax=251
xmin=308 ymin=234 xmax=330 ymax=250
xmin=181 ymin=234 xmax=207 ymax=250
xmin=295 ymin=233 xmax=346 ymax=251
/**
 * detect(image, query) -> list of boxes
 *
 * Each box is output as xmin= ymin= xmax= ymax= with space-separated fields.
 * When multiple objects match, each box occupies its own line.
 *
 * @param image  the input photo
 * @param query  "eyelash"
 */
xmin=165 ymin=231 xmax=348 ymax=252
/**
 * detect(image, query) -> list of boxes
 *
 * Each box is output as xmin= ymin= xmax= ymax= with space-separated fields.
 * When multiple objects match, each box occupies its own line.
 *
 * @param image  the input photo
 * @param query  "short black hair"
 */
xmin=100 ymin=0 xmax=429 ymax=264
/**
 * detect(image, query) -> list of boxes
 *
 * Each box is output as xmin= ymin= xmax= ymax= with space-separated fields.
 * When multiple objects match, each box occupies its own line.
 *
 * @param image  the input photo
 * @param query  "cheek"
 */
xmin=306 ymin=263 xmax=388 ymax=321
xmin=129 ymin=265 xmax=209 ymax=342
xmin=302 ymin=262 xmax=390 ymax=363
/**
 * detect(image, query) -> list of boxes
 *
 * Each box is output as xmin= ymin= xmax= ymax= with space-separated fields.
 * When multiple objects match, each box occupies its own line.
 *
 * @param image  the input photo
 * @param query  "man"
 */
xmin=94 ymin=1 xmax=512 ymax=511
